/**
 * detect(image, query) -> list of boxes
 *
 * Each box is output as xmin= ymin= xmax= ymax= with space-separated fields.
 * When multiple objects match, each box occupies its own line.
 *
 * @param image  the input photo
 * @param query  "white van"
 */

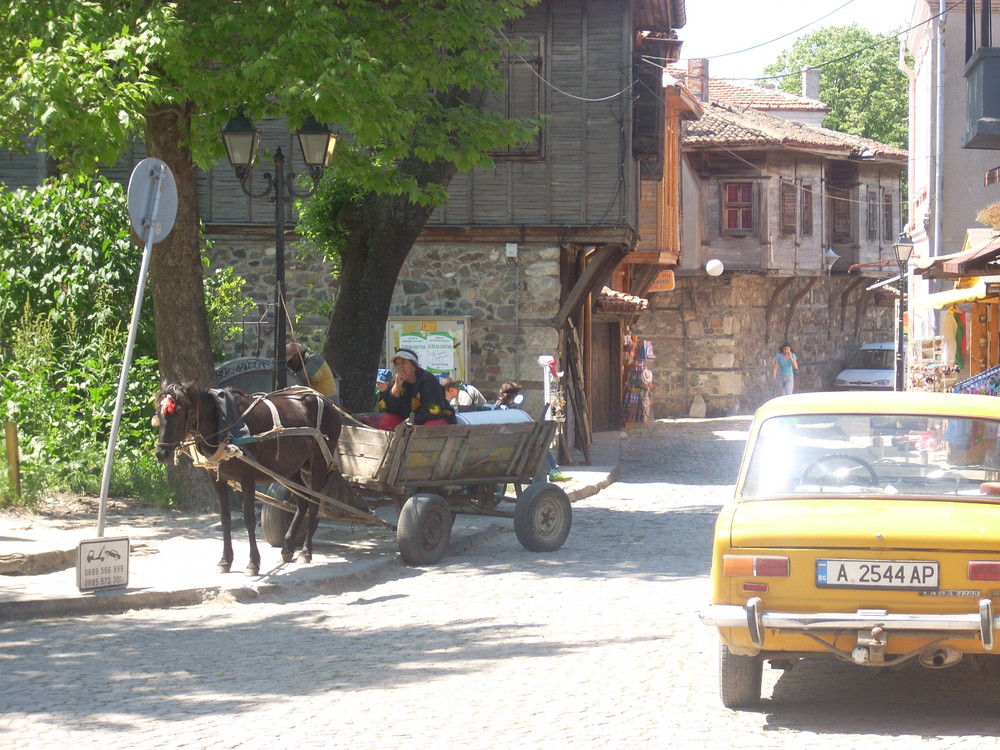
xmin=833 ymin=341 xmax=895 ymax=390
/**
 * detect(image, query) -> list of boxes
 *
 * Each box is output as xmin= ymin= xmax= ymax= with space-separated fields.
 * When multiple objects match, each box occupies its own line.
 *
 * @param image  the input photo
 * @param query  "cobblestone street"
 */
xmin=2 ymin=417 xmax=999 ymax=748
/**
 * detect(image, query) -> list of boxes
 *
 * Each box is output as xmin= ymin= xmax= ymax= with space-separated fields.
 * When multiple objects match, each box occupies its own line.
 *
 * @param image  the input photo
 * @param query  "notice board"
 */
xmin=385 ymin=316 xmax=471 ymax=381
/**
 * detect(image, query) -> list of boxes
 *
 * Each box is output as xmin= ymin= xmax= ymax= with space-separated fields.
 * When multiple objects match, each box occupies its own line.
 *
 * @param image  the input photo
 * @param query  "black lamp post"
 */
xmin=892 ymin=231 xmax=915 ymax=391
xmin=221 ymin=112 xmax=336 ymax=389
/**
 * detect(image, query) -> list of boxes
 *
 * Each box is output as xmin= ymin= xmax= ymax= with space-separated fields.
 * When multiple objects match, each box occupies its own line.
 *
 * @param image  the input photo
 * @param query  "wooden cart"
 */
xmin=259 ymin=416 xmax=572 ymax=565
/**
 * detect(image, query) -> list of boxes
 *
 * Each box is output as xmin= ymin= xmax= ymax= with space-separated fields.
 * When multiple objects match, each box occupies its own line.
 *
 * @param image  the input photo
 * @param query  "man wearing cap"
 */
xmin=285 ymin=342 xmax=340 ymax=404
xmin=376 ymin=348 xmax=456 ymax=429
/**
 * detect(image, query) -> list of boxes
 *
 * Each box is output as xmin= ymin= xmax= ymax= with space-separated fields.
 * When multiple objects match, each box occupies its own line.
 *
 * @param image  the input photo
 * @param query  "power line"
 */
xmin=701 ymin=0 xmax=859 ymax=61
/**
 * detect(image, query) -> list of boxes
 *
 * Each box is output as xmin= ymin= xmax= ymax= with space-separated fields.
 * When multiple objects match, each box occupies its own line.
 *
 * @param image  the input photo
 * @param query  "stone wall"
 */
xmin=633 ymin=273 xmax=895 ymax=418
xmin=207 ymin=231 xmax=561 ymax=410
xmin=392 ymin=242 xmax=561 ymax=403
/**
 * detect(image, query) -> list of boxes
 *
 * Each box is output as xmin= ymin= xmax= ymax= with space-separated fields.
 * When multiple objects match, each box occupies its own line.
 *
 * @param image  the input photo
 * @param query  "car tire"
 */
xmin=719 ymin=641 xmax=762 ymax=709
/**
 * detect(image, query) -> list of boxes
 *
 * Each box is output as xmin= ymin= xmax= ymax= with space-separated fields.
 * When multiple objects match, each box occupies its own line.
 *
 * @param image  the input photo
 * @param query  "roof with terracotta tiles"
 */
xmin=707 ymin=79 xmax=828 ymax=113
xmin=682 ymin=101 xmax=907 ymax=161
xmin=665 ymin=67 xmax=828 ymax=112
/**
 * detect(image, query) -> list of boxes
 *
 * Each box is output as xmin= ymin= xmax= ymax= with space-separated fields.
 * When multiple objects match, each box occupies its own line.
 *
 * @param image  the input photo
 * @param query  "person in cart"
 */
xmin=286 ymin=342 xmax=340 ymax=404
xmin=441 ymin=377 xmax=487 ymax=408
xmin=376 ymin=348 xmax=456 ymax=429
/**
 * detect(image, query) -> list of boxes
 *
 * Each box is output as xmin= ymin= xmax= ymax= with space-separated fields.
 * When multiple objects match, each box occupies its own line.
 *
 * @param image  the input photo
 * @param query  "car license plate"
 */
xmin=817 ymin=559 xmax=939 ymax=589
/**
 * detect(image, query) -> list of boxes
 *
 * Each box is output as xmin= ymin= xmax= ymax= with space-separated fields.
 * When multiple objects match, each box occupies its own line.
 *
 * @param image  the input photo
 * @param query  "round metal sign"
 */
xmin=127 ymin=157 xmax=178 ymax=243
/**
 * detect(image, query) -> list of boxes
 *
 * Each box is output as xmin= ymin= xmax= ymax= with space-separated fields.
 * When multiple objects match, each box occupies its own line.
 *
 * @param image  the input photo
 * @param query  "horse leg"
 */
xmin=281 ymin=486 xmax=306 ymax=564
xmin=297 ymin=490 xmax=321 ymax=564
xmin=214 ymin=478 xmax=235 ymax=574
xmin=241 ymin=476 xmax=261 ymax=576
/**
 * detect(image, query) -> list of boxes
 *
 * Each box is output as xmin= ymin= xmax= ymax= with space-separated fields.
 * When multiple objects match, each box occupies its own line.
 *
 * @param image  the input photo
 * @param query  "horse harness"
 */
xmin=178 ymin=387 xmax=336 ymax=473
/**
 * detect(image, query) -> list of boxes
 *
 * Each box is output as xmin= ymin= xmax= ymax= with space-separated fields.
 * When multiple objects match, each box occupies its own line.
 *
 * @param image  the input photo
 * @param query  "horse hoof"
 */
xmin=246 ymin=564 xmax=260 ymax=576
xmin=217 ymin=562 xmax=232 ymax=574
xmin=281 ymin=551 xmax=294 ymax=564
xmin=298 ymin=552 xmax=312 ymax=564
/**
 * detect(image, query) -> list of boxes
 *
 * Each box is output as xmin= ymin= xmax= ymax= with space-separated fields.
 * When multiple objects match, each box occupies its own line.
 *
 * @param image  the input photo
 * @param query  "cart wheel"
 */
xmin=514 ymin=482 xmax=572 ymax=552
xmin=261 ymin=483 xmax=306 ymax=548
xmin=718 ymin=641 xmax=762 ymax=709
xmin=397 ymin=493 xmax=451 ymax=566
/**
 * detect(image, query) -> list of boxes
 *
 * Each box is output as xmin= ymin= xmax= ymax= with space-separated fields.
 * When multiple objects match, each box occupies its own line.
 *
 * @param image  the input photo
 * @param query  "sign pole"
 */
xmin=96 ymin=159 xmax=177 ymax=537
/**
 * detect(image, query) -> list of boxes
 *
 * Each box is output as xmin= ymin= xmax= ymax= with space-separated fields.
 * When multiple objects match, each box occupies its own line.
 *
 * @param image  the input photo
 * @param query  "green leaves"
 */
xmin=1 ymin=0 xmax=538 ymax=193
xmin=0 ymin=176 xmax=163 ymax=505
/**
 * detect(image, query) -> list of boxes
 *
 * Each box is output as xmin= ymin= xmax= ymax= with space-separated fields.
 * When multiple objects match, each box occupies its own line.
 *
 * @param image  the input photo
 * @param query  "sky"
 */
xmin=678 ymin=0 xmax=917 ymax=81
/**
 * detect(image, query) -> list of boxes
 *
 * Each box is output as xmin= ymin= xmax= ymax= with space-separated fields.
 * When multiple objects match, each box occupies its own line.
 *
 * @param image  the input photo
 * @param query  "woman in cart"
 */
xmin=376 ymin=348 xmax=456 ymax=429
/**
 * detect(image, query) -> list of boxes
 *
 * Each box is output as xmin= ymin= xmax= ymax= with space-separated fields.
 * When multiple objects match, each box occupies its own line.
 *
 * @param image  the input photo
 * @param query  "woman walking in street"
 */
xmin=772 ymin=342 xmax=798 ymax=396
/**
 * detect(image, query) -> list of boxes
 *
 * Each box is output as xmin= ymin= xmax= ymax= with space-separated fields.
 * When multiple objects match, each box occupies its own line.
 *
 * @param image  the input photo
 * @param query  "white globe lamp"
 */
xmin=705 ymin=259 xmax=724 ymax=277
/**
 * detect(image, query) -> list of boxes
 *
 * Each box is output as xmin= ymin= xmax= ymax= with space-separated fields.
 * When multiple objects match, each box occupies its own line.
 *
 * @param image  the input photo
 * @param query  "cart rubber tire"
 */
xmin=719 ymin=641 xmax=762 ymax=709
xmin=261 ymin=483 xmax=306 ymax=548
xmin=397 ymin=493 xmax=451 ymax=566
xmin=513 ymin=482 xmax=572 ymax=552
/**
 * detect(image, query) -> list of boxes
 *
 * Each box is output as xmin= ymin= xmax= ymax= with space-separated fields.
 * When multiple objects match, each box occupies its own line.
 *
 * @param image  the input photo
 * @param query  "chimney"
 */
xmin=802 ymin=66 xmax=821 ymax=100
xmin=687 ymin=58 xmax=709 ymax=103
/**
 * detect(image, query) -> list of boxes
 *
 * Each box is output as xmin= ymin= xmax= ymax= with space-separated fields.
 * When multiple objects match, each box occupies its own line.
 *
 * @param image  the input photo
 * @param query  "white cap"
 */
xmin=392 ymin=348 xmax=419 ymax=364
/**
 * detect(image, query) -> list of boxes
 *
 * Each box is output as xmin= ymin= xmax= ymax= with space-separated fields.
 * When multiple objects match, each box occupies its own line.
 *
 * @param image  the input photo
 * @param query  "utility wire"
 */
xmin=702 ymin=0 xmax=859 ymax=61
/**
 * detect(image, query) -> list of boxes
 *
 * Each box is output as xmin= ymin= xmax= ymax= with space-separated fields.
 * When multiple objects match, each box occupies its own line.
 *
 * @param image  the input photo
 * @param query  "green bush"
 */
xmin=0 ymin=176 xmax=168 ymax=508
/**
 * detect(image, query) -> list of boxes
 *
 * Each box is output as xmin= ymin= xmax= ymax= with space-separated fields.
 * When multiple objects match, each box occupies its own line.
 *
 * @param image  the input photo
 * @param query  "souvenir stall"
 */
xmin=622 ymin=334 xmax=654 ymax=428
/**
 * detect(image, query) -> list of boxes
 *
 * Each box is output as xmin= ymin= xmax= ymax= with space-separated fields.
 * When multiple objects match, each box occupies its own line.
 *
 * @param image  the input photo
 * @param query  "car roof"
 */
xmin=755 ymin=391 xmax=1000 ymax=420
xmin=857 ymin=341 xmax=895 ymax=350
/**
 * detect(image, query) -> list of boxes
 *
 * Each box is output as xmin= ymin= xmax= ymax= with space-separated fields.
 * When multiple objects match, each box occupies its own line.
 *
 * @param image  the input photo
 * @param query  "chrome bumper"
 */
xmin=700 ymin=597 xmax=997 ymax=650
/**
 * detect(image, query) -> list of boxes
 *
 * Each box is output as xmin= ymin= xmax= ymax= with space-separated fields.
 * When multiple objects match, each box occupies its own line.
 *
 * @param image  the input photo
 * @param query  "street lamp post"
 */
xmin=893 ymin=232 xmax=915 ymax=391
xmin=221 ymin=112 xmax=336 ymax=389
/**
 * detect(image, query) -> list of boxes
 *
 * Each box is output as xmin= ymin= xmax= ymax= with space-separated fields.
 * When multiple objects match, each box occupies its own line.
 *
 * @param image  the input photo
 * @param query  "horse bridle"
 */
xmin=154 ymin=390 xmax=215 ymax=453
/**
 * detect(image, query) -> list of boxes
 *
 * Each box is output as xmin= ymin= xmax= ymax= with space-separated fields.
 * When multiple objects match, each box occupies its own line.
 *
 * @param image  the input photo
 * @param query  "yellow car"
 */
xmin=700 ymin=391 xmax=1000 ymax=708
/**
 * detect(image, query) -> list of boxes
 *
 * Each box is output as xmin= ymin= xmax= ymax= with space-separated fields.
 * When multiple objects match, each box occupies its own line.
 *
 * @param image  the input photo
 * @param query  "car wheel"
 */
xmin=719 ymin=641 xmax=762 ymax=709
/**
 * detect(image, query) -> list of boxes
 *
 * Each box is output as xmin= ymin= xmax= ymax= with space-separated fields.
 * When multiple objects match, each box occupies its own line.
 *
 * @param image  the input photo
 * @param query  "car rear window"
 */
xmin=741 ymin=413 xmax=1000 ymax=500
xmin=848 ymin=348 xmax=893 ymax=370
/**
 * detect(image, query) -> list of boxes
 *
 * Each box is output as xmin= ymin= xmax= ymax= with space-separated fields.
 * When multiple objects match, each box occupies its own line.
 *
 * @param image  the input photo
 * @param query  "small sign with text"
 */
xmin=77 ymin=537 xmax=130 ymax=592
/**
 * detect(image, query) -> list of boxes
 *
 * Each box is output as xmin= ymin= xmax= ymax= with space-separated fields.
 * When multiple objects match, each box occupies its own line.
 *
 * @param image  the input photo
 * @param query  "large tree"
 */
xmin=762 ymin=24 xmax=908 ymax=149
xmin=0 ymin=0 xmax=536 ymax=497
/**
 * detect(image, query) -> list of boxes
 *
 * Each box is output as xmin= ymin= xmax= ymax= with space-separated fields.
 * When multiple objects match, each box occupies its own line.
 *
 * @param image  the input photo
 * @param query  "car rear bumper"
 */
xmin=700 ymin=597 xmax=998 ymax=650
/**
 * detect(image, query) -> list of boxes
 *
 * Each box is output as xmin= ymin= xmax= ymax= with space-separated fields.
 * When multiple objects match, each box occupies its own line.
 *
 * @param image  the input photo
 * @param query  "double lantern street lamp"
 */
xmin=893 ymin=231 xmax=915 ymax=392
xmin=221 ymin=112 xmax=337 ymax=389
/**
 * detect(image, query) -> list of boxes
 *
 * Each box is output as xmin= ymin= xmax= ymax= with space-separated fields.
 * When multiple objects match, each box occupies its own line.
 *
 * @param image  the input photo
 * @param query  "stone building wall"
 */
xmin=632 ymin=273 xmax=896 ymax=418
xmin=207 ymin=232 xmax=561 ymax=409
xmin=385 ymin=241 xmax=561 ymax=405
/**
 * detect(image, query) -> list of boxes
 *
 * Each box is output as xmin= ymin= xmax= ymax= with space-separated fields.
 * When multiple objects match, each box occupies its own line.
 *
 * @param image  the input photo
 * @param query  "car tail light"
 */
xmin=968 ymin=562 xmax=1000 ymax=581
xmin=722 ymin=555 xmax=789 ymax=577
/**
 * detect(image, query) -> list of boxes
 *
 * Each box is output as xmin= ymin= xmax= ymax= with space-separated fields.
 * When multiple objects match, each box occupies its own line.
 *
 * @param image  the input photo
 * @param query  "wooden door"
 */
xmin=589 ymin=322 xmax=622 ymax=432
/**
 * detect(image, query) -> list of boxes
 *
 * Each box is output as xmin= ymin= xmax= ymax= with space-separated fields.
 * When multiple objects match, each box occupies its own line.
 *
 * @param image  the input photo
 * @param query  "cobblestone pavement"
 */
xmin=2 ymin=417 xmax=1000 ymax=749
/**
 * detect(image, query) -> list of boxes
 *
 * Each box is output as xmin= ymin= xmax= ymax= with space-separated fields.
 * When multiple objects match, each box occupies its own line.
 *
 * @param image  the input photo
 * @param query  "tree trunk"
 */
xmin=325 ymin=157 xmax=458 ymax=412
xmin=144 ymin=103 xmax=216 ymax=385
xmin=144 ymin=103 xmax=217 ymax=507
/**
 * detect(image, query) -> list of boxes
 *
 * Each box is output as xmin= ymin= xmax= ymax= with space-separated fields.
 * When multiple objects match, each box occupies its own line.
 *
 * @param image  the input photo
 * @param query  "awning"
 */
xmin=916 ymin=238 xmax=1000 ymax=279
xmin=595 ymin=285 xmax=649 ymax=313
xmin=914 ymin=275 xmax=1000 ymax=309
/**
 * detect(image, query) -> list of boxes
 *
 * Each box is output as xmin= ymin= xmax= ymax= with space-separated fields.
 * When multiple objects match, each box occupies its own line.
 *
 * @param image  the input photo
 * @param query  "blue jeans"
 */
xmin=776 ymin=375 xmax=794 ymax=396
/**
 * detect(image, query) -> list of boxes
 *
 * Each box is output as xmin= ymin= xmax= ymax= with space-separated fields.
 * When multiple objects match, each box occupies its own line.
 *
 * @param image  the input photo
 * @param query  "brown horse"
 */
xmin=153 ymin=382 xmax=343 ymax=575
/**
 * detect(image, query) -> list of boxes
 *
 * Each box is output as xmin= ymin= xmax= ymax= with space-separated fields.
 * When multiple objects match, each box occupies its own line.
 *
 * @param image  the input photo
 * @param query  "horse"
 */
xmin=153 ymin=382 xmax=344 ymax=575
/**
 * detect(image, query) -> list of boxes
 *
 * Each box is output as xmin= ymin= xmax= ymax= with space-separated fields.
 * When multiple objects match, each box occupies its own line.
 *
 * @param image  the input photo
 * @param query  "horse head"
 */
xmin=153 ymin=381 xmax=201 ymax=463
